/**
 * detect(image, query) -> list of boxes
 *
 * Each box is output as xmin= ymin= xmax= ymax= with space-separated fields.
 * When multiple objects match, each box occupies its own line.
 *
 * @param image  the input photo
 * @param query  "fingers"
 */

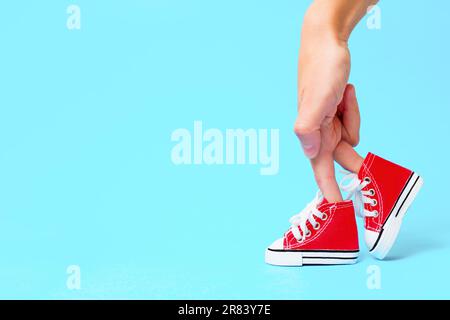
xmin=308 ymin=117 xmax=343 ymax=202
xmin=294 ymin=85 xmax=355 ymax=159
xmin=339 ymin=84 xmax=361 ymax=147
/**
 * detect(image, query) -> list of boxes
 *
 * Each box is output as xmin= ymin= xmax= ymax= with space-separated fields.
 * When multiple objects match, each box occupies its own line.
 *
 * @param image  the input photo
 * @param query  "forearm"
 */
xmin=303 ymin=0 xmax=379 ymax=42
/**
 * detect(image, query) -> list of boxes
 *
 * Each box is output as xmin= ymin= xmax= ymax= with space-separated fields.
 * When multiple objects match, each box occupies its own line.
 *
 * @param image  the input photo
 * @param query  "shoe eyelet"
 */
xmin=305 ymin=230 xmax=312 ymax=238
xmin=373 ymin=210 xmax=379 ymax=217
xmin=313 ymin=223 xmax=320 ymax=230
xmin=369 ymin=189 xmax=375 ymax=196
xmin=320 ymin=213 xmax=328 ymax=221
xmin=364 ymin=177 xmax=371 ymax=184
xmin=371 ymin=199 xmax=378 ymax=207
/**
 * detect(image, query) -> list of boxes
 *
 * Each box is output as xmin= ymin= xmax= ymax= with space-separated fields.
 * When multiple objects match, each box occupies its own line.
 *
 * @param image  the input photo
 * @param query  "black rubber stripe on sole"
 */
xmin=267 ymin=248 xmax=359 ymax=253
xmin=370 ymin=173 xmax=420 ymax=252
xmin=303 ymin=263 xmax=356 ymax=266
xmin=303 ymin=256 xmax=357 ymax=260
xmin=388 ymin=172 xmax=414 ymax=219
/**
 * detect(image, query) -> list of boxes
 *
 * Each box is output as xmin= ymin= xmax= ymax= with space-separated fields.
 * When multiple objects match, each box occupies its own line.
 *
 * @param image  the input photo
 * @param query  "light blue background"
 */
xmin=0 ymin=0 xmax=448 ymax=299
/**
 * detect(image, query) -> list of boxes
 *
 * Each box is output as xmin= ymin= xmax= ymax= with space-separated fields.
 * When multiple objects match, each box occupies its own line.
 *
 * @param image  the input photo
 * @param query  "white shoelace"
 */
xmin=339 ymin=170 xmax=378 ymax=218
xmin=289 ymin=191 xmax=327 ymax=242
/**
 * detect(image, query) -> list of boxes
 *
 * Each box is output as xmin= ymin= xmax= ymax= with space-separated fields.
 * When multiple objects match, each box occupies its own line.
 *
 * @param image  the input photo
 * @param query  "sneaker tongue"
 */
xmin=317 ymin=198 xmax=329 ymax=207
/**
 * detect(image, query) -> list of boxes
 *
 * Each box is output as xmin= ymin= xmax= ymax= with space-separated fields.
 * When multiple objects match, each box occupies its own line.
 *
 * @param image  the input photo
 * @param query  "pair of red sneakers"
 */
xmin=265 ymin=153 xmax=423 ymax=266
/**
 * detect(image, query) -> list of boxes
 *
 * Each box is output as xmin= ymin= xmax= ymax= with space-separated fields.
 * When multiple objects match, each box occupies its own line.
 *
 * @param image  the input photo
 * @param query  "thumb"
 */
xmin=294 ymin=106 xmax=324 ymax=159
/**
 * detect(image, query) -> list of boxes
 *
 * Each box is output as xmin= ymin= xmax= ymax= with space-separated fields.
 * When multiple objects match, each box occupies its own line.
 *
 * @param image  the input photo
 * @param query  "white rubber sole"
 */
xmin=369 ymin=172 xmax=423 ymax=260
xmin=265 ymin=249 xmax=359 ymax=267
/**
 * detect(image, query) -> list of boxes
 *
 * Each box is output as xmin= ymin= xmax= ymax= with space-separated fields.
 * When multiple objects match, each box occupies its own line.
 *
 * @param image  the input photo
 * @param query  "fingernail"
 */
xmin=302 ymin=144 xmax=316 ymax=158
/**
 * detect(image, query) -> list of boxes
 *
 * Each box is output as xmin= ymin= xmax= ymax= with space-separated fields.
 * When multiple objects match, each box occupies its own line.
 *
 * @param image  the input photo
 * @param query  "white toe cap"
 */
xmin=268 ymin=238 xmax=284 ymax=250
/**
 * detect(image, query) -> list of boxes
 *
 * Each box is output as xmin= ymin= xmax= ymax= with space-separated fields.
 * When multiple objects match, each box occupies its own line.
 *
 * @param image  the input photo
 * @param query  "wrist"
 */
xmin=304 ymin=0 xmax=376 ymax=42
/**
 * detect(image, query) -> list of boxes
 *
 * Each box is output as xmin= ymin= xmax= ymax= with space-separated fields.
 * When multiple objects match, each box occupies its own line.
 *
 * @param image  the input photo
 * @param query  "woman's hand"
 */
xmin=294 ymin=0 xmax=375 ymax=159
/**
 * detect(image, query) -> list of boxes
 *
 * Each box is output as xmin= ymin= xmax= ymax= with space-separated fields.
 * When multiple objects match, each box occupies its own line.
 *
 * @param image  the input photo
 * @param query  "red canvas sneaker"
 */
xmin=340 ymin=152 xmax=424 ymax=260
xmin=265 ymin=192 xmax=359 ymax=266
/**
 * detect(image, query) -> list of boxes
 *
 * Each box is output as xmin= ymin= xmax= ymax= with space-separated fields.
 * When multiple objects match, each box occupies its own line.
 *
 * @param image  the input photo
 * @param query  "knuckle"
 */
xmin=293 ymin=122 xmax=315 ymax=138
